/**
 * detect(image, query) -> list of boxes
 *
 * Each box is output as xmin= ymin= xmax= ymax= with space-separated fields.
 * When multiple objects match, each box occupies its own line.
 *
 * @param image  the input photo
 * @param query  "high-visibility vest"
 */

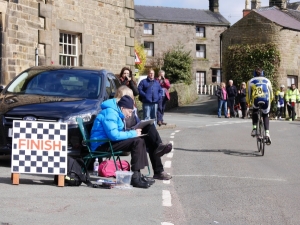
xmin=285 ymin=88 xmax=300 ymax=103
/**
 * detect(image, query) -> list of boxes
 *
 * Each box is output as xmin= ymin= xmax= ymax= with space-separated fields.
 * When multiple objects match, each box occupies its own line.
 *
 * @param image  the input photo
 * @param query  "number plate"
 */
xmin=8 ymin=128 xmax=13 ymax=137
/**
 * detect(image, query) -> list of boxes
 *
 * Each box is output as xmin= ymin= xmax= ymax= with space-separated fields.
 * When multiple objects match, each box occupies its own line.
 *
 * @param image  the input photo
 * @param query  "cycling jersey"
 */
xmin=246 ymin=76 xmax=273 ymax=114
xmin=276 ymin=90 xmax=285 ymax=107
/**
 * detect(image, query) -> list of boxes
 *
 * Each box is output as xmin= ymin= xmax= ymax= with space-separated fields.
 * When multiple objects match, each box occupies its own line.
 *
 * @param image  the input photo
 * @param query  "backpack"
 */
xmin=55 ymin=157 xmax=93 ymax=187
xmin=98 ymin=159 xmax=130 ymax=177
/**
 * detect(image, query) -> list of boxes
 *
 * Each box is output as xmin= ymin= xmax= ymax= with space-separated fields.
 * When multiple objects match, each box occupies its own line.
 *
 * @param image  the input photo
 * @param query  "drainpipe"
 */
xmin=220 ymin=33 xmax=223 ymax=83
xmin=35 ymin=48 xmax=38 ymax=66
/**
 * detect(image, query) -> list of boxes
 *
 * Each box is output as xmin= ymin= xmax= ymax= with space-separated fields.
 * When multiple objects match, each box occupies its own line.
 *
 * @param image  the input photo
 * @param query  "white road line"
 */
xmin=163 ymin=180 xmax=171 ymax=184
xmin=161 ymin=222 xmax=174 ymax=225
xmin=162 ymin=190 xmax=172 ymax=206
xmin=170 ymin=136 xmax=174 ymax=138
xmin=171 ymin=133 xmax=175 ymax=135
xmin=164 ymin=161 xmax=172 ymax=168
xmin=175 ymin=130 xmax=181 ymax=132
xmin=172 ymin=175 xmax=286 ymax=182
xmin=167 ymin=152 xmax=173 ymax=158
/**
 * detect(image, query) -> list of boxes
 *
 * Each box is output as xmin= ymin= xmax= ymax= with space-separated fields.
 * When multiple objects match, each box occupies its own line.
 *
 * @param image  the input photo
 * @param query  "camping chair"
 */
xmin=76 ymin=117 xmax=124 ymax=172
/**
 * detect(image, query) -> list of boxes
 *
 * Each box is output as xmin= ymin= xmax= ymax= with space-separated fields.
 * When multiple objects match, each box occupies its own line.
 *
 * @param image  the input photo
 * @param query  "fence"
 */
xmin=198 ymin=84 xmax=219 ymax=95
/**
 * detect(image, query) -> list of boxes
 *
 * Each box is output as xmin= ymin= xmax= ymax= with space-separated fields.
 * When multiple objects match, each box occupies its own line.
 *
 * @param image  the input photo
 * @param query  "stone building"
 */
xmin=222 ymin=0 xmax=300 ymax=88
xmin=0 ymin=0 xmax=135 ymax=85
xmin=134 ymin=0 xmax=229 ymax=90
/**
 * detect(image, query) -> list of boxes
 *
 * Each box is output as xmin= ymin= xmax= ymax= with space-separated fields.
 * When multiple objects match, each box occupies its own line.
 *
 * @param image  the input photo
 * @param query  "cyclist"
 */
xmin=246 ymin=67 xmax=273 ymax=145
xmin=275 ymin=84 xmax=285 ymax=120
xmin=285 ymin=84 xmax=300 ymax=121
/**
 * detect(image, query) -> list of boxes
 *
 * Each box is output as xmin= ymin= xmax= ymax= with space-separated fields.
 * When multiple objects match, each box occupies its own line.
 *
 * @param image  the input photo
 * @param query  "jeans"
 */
xmin=143 ymin=102 xmax=158 ymax=123
xmin=218 ymin=100 xmax=227 ymax=117
xmin=157 ymin=96 xmax=167 ymax=122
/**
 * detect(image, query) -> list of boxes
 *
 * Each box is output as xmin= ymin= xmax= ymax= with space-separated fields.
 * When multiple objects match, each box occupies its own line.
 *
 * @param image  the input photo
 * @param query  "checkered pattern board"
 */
xmin=11 ymin=121 xmax=68 ymax=175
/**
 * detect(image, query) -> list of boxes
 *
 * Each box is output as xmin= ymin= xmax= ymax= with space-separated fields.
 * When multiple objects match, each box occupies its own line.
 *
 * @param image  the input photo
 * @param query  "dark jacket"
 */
xmin=215 ymin=87 xmax=228 ymax=101
xmin=119 ymin=77 xmax=139 ymax=96
xmin=238 ymin=88 xmax=246 ymax=103
xmin=226 ymin=85 xmax=237 ymax=98
xmin=138 ymin=78 xmax=163 ymax=103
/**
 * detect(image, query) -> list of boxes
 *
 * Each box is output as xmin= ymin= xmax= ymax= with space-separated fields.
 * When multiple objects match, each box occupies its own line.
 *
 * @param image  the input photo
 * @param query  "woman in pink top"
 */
xmin=215 ymin=82 xmax=229 ymax=118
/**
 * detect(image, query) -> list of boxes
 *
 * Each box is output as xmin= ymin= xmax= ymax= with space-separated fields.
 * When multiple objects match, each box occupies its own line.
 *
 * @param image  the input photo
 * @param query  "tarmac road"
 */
xmin=1 ymin=95 xmax=300 ymax=225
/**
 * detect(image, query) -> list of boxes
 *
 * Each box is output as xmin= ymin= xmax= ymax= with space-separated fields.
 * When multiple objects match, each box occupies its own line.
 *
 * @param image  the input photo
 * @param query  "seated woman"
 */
xmin=90 ymin=95 xmax=151 ymax=189
xmin=115 ymin=85 xmax=173 ymax=180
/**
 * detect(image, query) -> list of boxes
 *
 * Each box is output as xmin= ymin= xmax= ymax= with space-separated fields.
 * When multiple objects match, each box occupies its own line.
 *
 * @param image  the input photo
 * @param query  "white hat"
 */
xmin=280 ymin=84 xmax=285 ymax=88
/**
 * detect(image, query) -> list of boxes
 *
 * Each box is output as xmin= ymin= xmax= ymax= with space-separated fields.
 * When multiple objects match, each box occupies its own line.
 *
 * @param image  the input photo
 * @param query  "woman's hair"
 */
xmin=241 ymin=82 xmax=246 ymax=87
xmin=220 ymin=82 xmax=226 ymax=87
xmin=119 ymin=67 xmax=132 ymax=78
xmin=115 ymin=85 xmax=134 ymax=101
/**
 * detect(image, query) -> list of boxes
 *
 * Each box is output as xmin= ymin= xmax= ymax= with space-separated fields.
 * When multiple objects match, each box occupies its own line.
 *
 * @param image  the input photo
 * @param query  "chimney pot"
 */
xmin=209 ymin=0 xmax=219 ymax=13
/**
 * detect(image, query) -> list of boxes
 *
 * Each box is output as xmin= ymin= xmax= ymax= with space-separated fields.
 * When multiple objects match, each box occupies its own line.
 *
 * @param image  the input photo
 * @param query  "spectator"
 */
xmin=90 ymin=95 xmax=151 ymax=189
xmin=238 ymin=82 xmax=247 ymax=119
xmin=119 ymin=67 xmax=139 ymax=96
xmin=138 ymin=68 xmax=163 ymax=123
xmin=285 ymin=84 xmax=300 ymax=121
xmin=226 ymin=80 xmax=237 ymax=118
xmin=156 ymin=70 xmax=171 ymax=126
xmin=215 ymin=82 xmax=229 ymax=118
xmin=275 ymin=84 xmax=285 ymax=120
xmin=115 ymin=86 xmax=173 ymax=180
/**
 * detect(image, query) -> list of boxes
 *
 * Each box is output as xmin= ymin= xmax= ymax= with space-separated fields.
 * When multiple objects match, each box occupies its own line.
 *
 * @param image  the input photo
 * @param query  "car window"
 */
xmin=105 ymin=77 xmax=112 ymax=97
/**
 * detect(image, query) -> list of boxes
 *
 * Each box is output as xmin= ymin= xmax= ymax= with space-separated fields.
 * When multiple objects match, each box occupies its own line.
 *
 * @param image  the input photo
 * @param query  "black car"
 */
xmin=0 ymin=66 xmax=120 ymax=156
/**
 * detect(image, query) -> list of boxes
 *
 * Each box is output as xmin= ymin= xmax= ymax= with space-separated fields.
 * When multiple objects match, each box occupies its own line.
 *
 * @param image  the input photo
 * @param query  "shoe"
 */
xmin=265 ymin=133 xmax=272 ymax=145
xmin=279 ymin=117 xmax=282 ymax=120
xmin=218 ymin=116 xmax=221 ymax=118
xmin=154 ymin=143 xmax=173 ymax=157
xmin=131 ymin=177 xmax=150 ymax=188
xmin=275 ymin=116 xmax=278 ymax=120
xmin=153 ymin=171 xmax=172 ymax=180
xmin=251 ymin=129 xmax=256 ymax=137
xmin=289 ymin=118 xmax=292 ymax=121
xmin=141 ymin=175 xmax=155 ymax=185
xmin=157 ymin=121 xmax=162 ymax=126
xmin=161 ymin=122 xmax=167 ymax=125
xmin=225 ymin=116 xmax=229 ymax=118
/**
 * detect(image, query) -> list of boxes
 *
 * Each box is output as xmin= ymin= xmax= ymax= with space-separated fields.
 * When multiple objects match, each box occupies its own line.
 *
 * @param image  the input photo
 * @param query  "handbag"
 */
xmin=98 ymin=159 xmax=130 ymax=177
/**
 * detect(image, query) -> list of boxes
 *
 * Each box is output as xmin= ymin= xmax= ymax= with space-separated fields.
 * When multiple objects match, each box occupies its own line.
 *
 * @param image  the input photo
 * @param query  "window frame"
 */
xmin=144 ymin=41 xmax=154 ymax=57
xmin=196 ymin=44 xmax=206 ymax=58
xmin=212 ymin=69 xmax=221 ymax=83
xmin=59 ymin=32 xmax=79 ymax=66
xmin=287 ymin=75 xmax=298 ymax=88
xmin=144 ymin=23 xmax=154 ymax=35
xmin=196 ymin=26 xmax=205 ymax=37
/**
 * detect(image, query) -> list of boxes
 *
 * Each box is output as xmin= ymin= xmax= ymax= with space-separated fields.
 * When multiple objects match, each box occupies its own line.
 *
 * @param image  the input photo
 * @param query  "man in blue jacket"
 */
xmin=138 ymin=69 xmax=163 ymax=123
xmin=90 ymin=95 xmax=151 ymax=188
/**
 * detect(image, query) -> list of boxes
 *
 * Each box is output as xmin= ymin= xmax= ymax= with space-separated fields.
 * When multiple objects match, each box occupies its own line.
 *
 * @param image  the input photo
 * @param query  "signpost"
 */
xmin=11 ymin=121 xmax=68 ymax=186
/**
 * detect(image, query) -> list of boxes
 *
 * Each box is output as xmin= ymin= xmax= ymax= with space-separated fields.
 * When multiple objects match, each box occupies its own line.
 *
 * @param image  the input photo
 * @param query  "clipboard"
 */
xmin=132 ymin=119 xmax=155 ymax=129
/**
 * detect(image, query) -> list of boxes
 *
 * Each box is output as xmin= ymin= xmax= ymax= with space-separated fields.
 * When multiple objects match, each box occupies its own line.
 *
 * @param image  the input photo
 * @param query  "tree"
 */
xmin=162 ymin=44 xmax=193 ymax=85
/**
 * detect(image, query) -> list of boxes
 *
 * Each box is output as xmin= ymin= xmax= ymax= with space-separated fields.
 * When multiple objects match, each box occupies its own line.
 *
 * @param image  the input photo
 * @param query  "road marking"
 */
xmin=175 ymin=130 xmax=181 ymax=132
xmin=163 ymin=180 xmax=171 ymax=184
xmin=164 ymin=161 xmax=172 ymax=168
xmin=172 ymin=175 xmax=286 ymax=182
xmin=167 ymin=152 xmax=173 ymax=158
xmin=161 ymin=222 xmax=174 ymax=225
xmin=171 ymin=133 xmax=175 ymax=135
xmin=170 ymin=136 xmax=174 ymax=138
xmin=162 ymin=190 xmax=172 ymax=206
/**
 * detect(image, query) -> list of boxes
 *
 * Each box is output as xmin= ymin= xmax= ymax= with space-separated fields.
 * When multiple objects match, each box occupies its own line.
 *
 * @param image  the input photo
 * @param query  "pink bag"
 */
xmin=98 ymin=160 xmax=130 ymax=177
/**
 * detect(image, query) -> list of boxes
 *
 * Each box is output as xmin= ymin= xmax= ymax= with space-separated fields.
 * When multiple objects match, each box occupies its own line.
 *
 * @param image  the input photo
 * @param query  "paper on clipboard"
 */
xmin=132 ymin=119 xmax=155 ymax=129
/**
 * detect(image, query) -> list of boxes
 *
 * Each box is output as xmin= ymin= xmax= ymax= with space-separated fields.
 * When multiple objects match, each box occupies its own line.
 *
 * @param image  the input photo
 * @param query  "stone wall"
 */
xmin=0 ymin=0 xmax=135 ymax=85
xmin=135 ymin=21 xmax=227 ymax=84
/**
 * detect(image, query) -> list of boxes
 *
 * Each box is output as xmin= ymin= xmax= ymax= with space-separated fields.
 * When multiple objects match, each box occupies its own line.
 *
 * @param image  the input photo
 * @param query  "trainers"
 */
xmin=275 ymin=116 xmax=278 ymax=120
xmin=289 ymin=118 xmax=292 ymax=121
xmin=251 ymin=129 xmax=256 ymax=137
xmin=279 ymin=117 xmax=282 ymax=120
xmin=154 ymin=143 xmax=173 ymax=157
xmin=265 ymin=133 xmax=272 ymax=145
xmin=153 ymin=171 xmax=172 ymax=180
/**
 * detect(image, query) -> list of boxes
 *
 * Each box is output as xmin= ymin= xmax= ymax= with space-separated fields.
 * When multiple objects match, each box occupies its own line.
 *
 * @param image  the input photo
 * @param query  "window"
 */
xmin=144 ymin=23 xmax=154 ymax=35
xmin=196 ymin=26 xmax=205 ymax=37
xmin=287 ymin=75 xmax=298 ymax=88
xmin=59 ymin=32 xmax=78 ymax=66
xmin=196 ymin=44 xmax=206 ymax=58
xmin=196 ymin=71 xmax=206 ymax=87
xmin=144 ymin=41 xmax=154 ymax=56
xmin=212 ymin=69 xmax=221 ymax=83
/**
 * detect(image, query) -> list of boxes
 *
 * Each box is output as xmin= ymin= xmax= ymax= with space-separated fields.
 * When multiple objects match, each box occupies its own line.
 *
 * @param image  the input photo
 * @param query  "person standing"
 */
xmin=238 ymin=82 xmax=247 ymax=119
xmin=215 ymin=82 xmax=229 ymax=118
xmin=138 ymin=68 xmax=163 ymax=123
xmin=275 ymin=84 xmax=285 ymax=120
xmin=226 ymin=80 xmax=237 ymax=118
xmin=156 ymin=70 xmax=171 ymax=126
xmin=118 ymin=67 xmax=139 ymax=96
xmin=285 ymin=84 xmax=300 ymax=121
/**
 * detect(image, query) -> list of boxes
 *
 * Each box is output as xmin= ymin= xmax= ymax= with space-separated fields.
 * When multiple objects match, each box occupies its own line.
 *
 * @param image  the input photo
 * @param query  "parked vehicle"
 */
xmin=0 ymin=66 xmax=120 ymax=156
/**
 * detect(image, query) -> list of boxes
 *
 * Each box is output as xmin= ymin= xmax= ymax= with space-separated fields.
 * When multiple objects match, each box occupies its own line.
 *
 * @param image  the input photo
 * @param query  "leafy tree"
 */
xmin=162 ymin=44 xmax=193 ymax=85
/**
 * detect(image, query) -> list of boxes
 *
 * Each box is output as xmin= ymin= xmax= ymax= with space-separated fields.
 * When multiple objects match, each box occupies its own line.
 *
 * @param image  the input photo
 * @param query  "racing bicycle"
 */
xmin=255 ymin=102 xmax=267 ymax=156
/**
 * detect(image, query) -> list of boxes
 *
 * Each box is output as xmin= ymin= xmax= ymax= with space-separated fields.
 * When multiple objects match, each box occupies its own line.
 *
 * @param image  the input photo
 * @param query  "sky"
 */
xmin=134 ymin=0 xmax=280 ymax=25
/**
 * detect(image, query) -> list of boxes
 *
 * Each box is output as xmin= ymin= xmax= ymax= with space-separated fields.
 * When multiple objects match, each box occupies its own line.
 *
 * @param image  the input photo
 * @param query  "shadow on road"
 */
xmin=174 ymin=147 xmax=261 ymax=157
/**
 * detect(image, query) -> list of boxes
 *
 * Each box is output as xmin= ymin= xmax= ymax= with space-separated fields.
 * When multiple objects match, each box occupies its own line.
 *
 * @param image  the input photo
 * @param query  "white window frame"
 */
xmin=59 ymin=32 xmax=78 ymax=66
xmin=287 ymin=75 xmax=298 ymax=88
xmin=144 ymin=41 xmax=154 ymax=57
xmin=196 ymin=26 xmax=205 ymax=37
xmin=196 ymin=44 xmax=206 ymax=58
xmin=144 ymin=23 xmax=154 ymax=35
xmin=212 ymin=69 xmax=221 ymax=83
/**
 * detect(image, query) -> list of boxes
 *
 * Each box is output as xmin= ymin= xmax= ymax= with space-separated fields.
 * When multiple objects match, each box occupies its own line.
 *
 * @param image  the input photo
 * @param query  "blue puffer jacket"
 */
xmin=90 ymin=98 xmax=137 ymax=151
xmin=138 ymin=77 xmax=163 ymax=103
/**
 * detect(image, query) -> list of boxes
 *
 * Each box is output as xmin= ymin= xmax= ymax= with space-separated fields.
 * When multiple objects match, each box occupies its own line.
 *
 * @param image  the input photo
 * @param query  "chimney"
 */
xmin=209 ymin=0 xmax=219 ymax=13
xmin=269 ymin=0 xmax=287 ymax=9
xmin=251 ymin=0 xmax=261 ymax=9
xmin=243 ymin=0 xmax=251 ymax=17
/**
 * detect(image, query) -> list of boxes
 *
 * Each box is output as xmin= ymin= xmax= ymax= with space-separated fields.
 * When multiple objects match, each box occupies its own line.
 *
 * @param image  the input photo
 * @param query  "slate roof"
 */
xmin=287 ymin=2 xmax=300 ymax=10
xmin=135 ymin=5 xmax=230 ymax=26
xmin=255 ymin=6 xmax=300 ymax=31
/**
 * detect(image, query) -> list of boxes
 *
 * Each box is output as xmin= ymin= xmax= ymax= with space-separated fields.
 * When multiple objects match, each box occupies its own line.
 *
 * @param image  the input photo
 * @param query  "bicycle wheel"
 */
xmin=256 ymin=121 xmax=262 ymax=152
xmin=259 ymin=119 xmax=266 ymax=156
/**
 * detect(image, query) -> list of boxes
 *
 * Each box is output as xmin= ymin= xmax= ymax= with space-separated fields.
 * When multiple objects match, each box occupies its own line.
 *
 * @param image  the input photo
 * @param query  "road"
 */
xmin=1 ymin=96 xmax=300 ymax=225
